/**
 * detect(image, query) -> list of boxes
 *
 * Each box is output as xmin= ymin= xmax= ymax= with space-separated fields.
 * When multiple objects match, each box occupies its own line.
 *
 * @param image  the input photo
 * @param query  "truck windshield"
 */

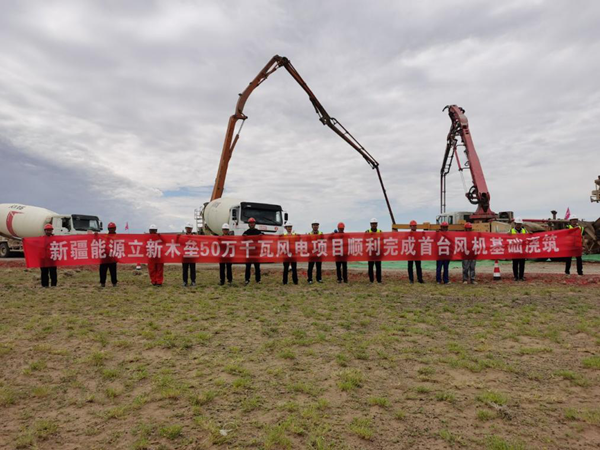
xmin=72 ymin=216 xmax=102 ymax=232
xmin=241 ymin=208 xmax=283 ymax=226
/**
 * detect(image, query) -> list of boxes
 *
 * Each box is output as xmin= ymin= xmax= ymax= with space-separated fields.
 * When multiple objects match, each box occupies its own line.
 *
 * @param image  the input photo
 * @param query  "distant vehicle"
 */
xmin=195 ymin=198 xmax=287 ymax=236
xmin=0 ymin=203 xmax=102 ymax=257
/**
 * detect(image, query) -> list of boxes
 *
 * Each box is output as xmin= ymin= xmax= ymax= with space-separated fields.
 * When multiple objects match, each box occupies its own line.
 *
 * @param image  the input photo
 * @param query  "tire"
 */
xmin=0 ymin=242 xmax=9 ymax=258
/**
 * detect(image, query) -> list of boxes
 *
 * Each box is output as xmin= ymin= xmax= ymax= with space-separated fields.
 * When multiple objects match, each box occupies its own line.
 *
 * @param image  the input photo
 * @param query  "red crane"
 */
xmin=441 ymin=105 xmax=497 ymax=222
xmin=210 ymin=55 xmax=396 ymax=224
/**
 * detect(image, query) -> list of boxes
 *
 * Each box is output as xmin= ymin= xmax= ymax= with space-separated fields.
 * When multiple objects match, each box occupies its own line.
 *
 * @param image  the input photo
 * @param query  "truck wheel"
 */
xmin=0 ymin=243 xmax=9 ymax=258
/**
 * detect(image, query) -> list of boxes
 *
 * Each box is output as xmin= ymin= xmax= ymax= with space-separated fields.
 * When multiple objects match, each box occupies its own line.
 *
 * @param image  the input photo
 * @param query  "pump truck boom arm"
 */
xmin=210 ymin=55 xmax=396 ymax=224
xmin=441 ymin=105 xmax=496 ymax=221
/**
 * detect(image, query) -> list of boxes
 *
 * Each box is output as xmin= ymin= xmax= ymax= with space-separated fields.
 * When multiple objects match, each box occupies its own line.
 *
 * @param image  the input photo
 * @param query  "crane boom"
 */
xmin=441 ymin=105 xmax=496 ymax=221
xmin=210 ymin=55 xmax=396 ymax=224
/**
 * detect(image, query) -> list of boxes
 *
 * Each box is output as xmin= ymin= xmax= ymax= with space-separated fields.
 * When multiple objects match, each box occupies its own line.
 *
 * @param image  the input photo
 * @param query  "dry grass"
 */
xmin=0 ymin=264 xmax=599 ymax=449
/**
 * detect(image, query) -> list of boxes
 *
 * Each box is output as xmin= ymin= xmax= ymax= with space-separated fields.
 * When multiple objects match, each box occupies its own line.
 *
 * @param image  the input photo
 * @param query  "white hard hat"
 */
xmin=311 ymin=219 xmax=319 ymax=225
xmin=514 ymin=217 xmax=523 ymax=224
xmin=569 ymin=214 xmax=578 ymax=220
xmin=222 ymin=223 xmax=230 ymax=230
xmin=370 ymin=218 xmax=378 ymax=223
xmin=285 ymin=222 xmax=293 ymax=227
xmin=185 ymin=222 xmax=193 ymax=228
xmin=149 ymin=224 xmax=157 ymax=230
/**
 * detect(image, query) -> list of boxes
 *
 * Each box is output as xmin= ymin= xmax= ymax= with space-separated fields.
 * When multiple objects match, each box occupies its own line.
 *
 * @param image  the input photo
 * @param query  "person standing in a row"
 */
xmin=407 ymin=220 xmax=424 ymax=284
xmin=148 ymin=224 xmax=164 ymax=286
xmin=219 ymin=223 xmax=233 ymax=285
xmin=243 ymin=218 xmax=262 ymax=285
xmin=41 ymin=224 xmax=58 ymax=288
xmin=366 ymin=218 xmax=382 ymax=283
xmin=462 ymin=223 xmax=476 ymax=284
xmin=510 ymin=218 xmax=527 ymax=281
xmin=565 ymin=215 xmax=584 ymax=276
xmin=99 ymin=222 xmax=118 ymax=287
xmin=282 ymin=223 xmax=298 ymax=285
xmin=307 ymin=220 xmax=323 ymax=284
xmin=334 ymin=222 xmax=348 ymax=283
xmin=436 ymin=221 xmax=450 ymax=284
xmin=182 ymin=223 xmax=196 ymax=287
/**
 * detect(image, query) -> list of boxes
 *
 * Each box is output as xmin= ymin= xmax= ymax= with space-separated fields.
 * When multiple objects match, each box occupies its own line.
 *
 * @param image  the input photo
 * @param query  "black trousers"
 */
xmin=307 ymin=262 xmax=322 ymax=282
xmin=220 ymin=263 xmax=232 ymax=283
xmin=283 ymin=262 xmax=298 ymax=284
xmin=245 ymin=263 xmax=261 ymax=282
xmin=335 ymin=261 xmax=348 ymax=282
xmin=182 ymin=263 xmax=196 ymax=284
xmin=99 ymin=263 xmax=118 ymax=285
xmin=512 ymin=259 xmax=526 ymax=280
xmin=40 ymin=267 xmax=57 ymax=287
xmin=368 ymin=261 xmax=382 ymax=283
xmin=408 ymin=260 xmax=423 ymax=283
xmin=565 ymin=257 xmax=583 ymax=275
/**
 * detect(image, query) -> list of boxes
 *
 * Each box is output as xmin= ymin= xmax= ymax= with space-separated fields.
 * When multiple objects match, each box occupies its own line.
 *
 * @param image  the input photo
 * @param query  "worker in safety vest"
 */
xmin=510 ymin=217 xmax=527 ymax=281
xmin=282 ymin=222 xmax=298 ymax=285
xmin=366 ymin=218 xmax=382 ymax=283
xmin=565 ymin=215 xmax=584 ymax=276
xmin=307 ymin=220 xmax=323 ymax=284
xmin=407 ymin=220 xmax=424 ymax=284
xmin=436 ymin=221 xmax=450 ymax=284
xmin=148 ymin=224 xmax=164 ymax=286
xmin=334 ymin=222 xmax=348 ymax=283
xmin=219 ymin=223 xmax=233 ymax=285
xmin=41 ymin=224 xmax=58 ymax=287
xmin=182 ymin=223 xmax=196 ymax=287
xmin=462 ymin=223 xmax=476 ymax=284
xmin=99 ymin=222 xmax=118 ymax=287
xmin=243 ymin=217 xmax=263 ymax=285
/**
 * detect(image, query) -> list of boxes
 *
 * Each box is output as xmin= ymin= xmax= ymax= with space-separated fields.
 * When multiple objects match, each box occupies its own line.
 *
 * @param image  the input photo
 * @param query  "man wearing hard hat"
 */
xmin=436 ymin=221 xmax=450 ymax=284
xmin=565 ymin=215 xmax=584 ymax=276
xmin=148 ymin=224 xmax=164 ymax=286
xmin=41 ymin=223 xmax=58 ymax=287
xmin=282 ymin=222 xmax=298 ymax=285
xmin=334 ymin=222 xmax=348 ymax=283
xmin=219 ymin=223 xmax=234 ymax=285
xmin=510 ymin=218 xmax=528 ymax=281
xmin=182 ymin=223 xmax=196 ymax=287
xmin=366 ymin=218 xmax=382 ymax=283
xmin=407 ymin=220 xmax=424 ymax=284
xmin=99 ymin=222 xmax=118 ymax=287
xmin=307 ymin=220 xmax=324 ymax=284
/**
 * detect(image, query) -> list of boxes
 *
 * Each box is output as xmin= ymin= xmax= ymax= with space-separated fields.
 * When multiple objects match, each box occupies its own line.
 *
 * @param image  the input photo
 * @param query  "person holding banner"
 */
xmin=366 ymin=218 xmax=382 ymax=283
xmin=334 ymin=222 xmax=348 ymax=283
xmin=565 ymin=215 xmax=584 ymax=276
xmin=182 ymin=223 xmax=196 ymax=287
xmin=462 ymin=223 xmax=476 ymax=284
xmin=510 ymin=218 xmax=528 ymax=281
xmin=219 ymin=223 xmax=234 ymax=285
xmin=243 ymin=218 xmax=263 ymax=285
xmin=307 ymin=220 xmax=324 ymax=283
xmin=407 ymin=220 xmax=424 ymax=284
xmin=99 ymin=222 xmax=118 ymax=287
xmin=147 ymin=224 xmax=164 ymax=286
xmin=40 ymin=224 xmax=58 ymax=288
xmin=436 ymin=221 xmax=450 ymax=284
xmin=282 ymin=222 xmax=298 ymax=285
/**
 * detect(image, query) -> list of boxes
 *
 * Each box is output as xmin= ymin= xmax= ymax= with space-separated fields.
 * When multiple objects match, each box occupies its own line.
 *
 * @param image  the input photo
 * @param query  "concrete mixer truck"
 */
xmin=0 ymin=203 xmax=102 ymax=257
xmin=195 ymin=198 xmax=287 ymax=236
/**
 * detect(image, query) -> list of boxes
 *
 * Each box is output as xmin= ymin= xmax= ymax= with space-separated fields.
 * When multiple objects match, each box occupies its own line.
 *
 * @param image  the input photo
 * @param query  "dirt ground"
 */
xmin=0 ymin=262 xmax=598 ymax=449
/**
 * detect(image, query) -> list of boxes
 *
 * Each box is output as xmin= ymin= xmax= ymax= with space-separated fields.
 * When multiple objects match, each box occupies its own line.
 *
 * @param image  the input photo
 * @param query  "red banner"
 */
xmin=22 ymin=229 xmax=582 ymax=268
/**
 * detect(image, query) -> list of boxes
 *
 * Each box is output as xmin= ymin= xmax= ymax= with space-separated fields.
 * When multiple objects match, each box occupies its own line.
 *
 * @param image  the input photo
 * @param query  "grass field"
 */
xmin=0 ymin=264 xmax=599 ymax=449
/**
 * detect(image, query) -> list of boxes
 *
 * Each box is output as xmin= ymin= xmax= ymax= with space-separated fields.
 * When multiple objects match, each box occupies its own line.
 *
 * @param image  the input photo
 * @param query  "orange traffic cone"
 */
xmin=493 ymin=260 xmax=501 ymax=281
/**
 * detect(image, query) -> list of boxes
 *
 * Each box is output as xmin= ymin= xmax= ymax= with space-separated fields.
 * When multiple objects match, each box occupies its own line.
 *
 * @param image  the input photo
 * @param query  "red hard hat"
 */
xmin=337 ymin=222 xmax=345 ymax=229
xmin=410 ymin=220 xmax=417 ymax=226
xmin=108 ymin=222 xmax=116 ymax=229
xmin=44 ymin=224 xmax=53 ymax=230
xmin=441 ymin=221 xmax=449 ymax=227
xmin=248 ymin=217 xmax=256 ymax=223
xmin=464 ymin=223 xmax=473 ymax=229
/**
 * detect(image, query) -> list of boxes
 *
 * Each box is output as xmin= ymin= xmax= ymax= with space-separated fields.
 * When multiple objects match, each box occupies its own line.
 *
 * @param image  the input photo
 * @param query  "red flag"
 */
xmin=125 ymin=222 xmax=129 ymax=231
xmin=564 ymin=208 xmax=570 ymax=220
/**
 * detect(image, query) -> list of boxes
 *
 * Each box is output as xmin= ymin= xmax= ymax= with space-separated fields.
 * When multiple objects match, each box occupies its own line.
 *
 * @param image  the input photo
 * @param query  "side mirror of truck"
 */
xmin=284 ymin=212 xmax=289 ymax=222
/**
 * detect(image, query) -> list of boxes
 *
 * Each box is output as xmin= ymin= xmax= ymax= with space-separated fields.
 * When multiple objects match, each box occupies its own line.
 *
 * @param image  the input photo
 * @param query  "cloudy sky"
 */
xmin=1 ymin=0 xmax=599 ymax=233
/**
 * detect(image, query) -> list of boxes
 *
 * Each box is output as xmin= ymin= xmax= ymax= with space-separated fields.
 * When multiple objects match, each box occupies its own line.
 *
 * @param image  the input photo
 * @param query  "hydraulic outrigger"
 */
xmin=210 ymin=55 xmax=396 ymax=224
